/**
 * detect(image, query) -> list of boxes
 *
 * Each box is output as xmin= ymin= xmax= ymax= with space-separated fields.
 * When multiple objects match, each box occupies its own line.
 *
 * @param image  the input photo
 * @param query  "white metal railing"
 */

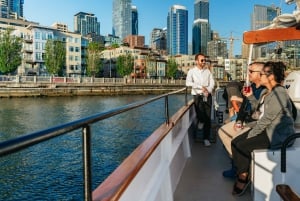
xmin=0 ymin=75 xmax=186 ymax=85
xmin=93 ymin=98 xmax=196 ymax=201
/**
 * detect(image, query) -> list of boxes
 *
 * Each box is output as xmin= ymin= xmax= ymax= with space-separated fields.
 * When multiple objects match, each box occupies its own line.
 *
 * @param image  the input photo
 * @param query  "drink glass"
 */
xmin=243 ymin=84 xmax=251 ymax=93
xmin=235 ymin=120 xmax=243 ymax=131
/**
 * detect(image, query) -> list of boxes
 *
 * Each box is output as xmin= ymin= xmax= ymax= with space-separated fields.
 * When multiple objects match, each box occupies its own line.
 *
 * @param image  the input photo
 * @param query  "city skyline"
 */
xmin=23 ymin=0 xmax=295 ymax=55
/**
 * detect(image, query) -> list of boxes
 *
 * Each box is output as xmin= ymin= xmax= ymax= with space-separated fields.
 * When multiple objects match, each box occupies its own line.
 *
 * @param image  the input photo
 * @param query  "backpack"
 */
xmin=290 ymin=98 xmax=297 ymax=121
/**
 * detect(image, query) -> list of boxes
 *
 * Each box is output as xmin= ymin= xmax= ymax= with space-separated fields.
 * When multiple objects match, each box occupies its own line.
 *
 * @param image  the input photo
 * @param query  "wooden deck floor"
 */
xmin=174 ymin=129 xmax=253 ymax=201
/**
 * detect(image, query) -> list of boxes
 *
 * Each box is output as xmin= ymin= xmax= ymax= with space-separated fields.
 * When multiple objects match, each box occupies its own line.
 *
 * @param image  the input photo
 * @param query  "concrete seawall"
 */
xmin=0 ymin=84 xmax=187 ymax=98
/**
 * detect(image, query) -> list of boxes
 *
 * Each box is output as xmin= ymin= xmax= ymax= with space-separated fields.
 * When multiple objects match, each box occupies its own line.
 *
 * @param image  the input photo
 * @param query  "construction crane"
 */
xmin=219 ymin=32 xmax=239 ymax=59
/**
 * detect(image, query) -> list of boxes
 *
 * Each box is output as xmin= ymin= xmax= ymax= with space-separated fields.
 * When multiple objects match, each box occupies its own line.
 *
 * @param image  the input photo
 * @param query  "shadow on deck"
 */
xmin=174 ymin=126 xmax=252 ymax=201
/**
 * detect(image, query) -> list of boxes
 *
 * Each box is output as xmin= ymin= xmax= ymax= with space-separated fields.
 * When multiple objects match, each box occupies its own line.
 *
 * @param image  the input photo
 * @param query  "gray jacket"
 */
xmin=247 ymin=85 xmax=295 ymax=149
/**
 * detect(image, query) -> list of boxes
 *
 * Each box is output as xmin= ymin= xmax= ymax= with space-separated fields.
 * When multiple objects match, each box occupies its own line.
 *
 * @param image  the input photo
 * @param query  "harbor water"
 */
xmin=0 ymin=94 xmax=188 ymax=200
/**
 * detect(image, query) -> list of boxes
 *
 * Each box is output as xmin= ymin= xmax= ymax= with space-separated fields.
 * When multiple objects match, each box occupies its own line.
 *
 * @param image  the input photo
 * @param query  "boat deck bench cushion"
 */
xmin=276 ymin=184 xmax=300 ymax=201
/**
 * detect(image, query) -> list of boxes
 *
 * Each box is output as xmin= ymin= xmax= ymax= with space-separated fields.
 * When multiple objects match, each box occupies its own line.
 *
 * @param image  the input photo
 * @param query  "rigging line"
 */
xmin=280 ymin=0 xmax=283 ymax=16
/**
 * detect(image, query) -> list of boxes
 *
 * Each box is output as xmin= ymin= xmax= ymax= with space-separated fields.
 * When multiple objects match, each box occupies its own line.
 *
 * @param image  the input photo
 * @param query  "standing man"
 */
xmin=186 ymin=53 xmax=215 ymax=146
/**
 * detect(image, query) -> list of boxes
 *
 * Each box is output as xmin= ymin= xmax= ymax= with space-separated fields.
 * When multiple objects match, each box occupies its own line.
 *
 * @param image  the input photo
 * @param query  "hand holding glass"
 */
xmin=243 ymin=84 xmax=251 ymax=93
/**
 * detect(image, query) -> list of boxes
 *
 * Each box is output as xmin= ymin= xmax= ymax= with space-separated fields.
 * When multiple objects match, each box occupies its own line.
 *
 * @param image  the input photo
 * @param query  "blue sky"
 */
xmin=23 ymin=0 xmax=295 ymax=55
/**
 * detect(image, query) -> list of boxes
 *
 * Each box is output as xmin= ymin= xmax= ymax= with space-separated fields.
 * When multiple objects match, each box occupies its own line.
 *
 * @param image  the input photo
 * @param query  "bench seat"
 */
xmin=251 ymin=125 xmax=300 ymax=201
xmin=276 ymin=184 xmax=300 ymax=201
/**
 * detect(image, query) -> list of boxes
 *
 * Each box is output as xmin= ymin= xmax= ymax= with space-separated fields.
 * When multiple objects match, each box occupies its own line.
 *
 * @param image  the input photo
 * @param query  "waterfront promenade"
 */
xmin=0 ymin=75 xmax=228 ymax=98
xmin=0 ymin=75 xmax=187 ymax=98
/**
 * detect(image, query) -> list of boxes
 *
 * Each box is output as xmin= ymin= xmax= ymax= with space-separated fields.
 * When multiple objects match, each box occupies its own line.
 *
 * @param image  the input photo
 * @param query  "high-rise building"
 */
xmin=194 ymin=0 xmax=209 ymax=20
xmin=251 ymin=4 xmax=280 ymax=58
xmin=9 ymin=0 xmax=23 ymax=18
xmin=0 ymin=0 xmax=23 ymax=19
xmin=131 ymin=5 xmax=138 ymax=35
xmin=251 ymin=4 xmax=280 ymax=30
xmin=74 ymin=12 xmax=100 ymax=36
xmin=150 ymin=28 xmax=167 ymax=53
xmin=193 ymin=19 xmax=210 ymax=55
xmin=150 ymin=28 xmax=163 ymax=47
xmin=167 ymin=5 xmax=188 ymax=56
xmin=112 ymin=0 xmax=132 ymax=39
xmin=0 ymin=0 xmax=9 ymax=18
xmin=207 ymin=31 xmax=227 ymax=60
xmin=192 ymin=0 xmax=210 ymax=55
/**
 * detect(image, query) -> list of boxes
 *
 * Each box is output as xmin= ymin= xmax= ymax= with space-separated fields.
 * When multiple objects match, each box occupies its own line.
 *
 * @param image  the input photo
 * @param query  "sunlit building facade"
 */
xmin=193 ymin=0 xmax=210 ymax=55
xmin=112 ymin=0 xmax=132 ymax=39
xmin=74 ymin=12 xmax=100 ymax=36
xmin=131 ymin=5 xmax=138 ymax=35
xmin=167 ymin=5 xmax=188 ymax=55
xmin=251 ymin=5 xmax=280 ymax=58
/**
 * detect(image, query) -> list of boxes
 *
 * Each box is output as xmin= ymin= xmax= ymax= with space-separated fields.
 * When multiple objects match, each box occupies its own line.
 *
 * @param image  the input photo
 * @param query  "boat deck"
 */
xmin=174 ymin=129 xmax=252 ymax=201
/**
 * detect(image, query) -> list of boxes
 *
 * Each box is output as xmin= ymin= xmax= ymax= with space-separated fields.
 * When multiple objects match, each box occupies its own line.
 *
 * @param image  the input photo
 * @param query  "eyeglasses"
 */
xmin=260 ymin=71 xmax=273 ymax=76
xmin=200 ymin=59 xmax=206 ymax=63
xmin=249 ymin=70 xmax=261 ymax=74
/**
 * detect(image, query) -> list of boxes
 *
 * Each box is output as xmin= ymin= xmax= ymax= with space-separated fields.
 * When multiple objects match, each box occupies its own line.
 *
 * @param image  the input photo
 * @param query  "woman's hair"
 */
xmin=264 ymin=61 xmax=286 ymax=83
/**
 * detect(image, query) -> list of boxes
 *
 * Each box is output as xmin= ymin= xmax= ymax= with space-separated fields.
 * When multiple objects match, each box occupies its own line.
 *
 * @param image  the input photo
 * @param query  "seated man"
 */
xmin=218 ymin=62 xmax=266 ymax=178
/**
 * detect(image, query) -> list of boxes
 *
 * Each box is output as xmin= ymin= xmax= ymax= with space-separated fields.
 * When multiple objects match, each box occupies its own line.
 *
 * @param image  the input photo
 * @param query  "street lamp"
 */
xmin=109 ymin=51 xmax=112 ymax=78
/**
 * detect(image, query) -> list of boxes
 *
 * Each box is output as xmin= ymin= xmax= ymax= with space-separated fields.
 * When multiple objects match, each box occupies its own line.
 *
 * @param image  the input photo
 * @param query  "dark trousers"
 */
xmin=231 ymin=130 xmax=270 ymax=175
xmin=193 ymin=94 xmax=212 ymax=140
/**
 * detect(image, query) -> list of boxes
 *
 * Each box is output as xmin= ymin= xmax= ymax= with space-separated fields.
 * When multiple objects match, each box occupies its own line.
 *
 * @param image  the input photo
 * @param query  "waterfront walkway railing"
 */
xmin=0 ymin=87 xmax=188 ymax=201
xmin=0 ymin=75 xmax=187 ymax=85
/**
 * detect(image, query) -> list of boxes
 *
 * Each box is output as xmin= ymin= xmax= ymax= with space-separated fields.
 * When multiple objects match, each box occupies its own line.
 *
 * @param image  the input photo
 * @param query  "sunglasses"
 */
xmin=260 ymin=71 xmax=273 ymax=76
xmin=248 ymin=70 xmax=260 ymax=74
xmin=200 ymin=59 xmax=206 ymax=63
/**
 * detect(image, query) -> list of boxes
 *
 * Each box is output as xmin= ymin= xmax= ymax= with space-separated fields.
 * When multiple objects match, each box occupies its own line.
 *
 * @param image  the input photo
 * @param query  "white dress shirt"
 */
xmin=186 ymin=66 xmax=215 ymax=95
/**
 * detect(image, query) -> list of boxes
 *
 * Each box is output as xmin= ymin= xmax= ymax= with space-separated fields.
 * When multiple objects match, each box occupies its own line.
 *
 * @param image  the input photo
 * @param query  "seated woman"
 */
xmin=231 ymin=61 xmax=295 ymax=196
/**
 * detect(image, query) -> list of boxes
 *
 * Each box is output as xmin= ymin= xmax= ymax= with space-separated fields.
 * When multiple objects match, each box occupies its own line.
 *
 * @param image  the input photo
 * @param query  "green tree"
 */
xmin=44 ymin=39 xmax=66 ymax=76
xmin=166 ymin=57 xmax=178 ymax=79
xmin=86 ymin=42 xmax=103 ymax=77
xmin=0 ymin=28 xmax=22 ymax=74
xmin=116 ymin=54 xmax=134 ymax=77
xmin=111 ymin=43 xmax=119 ymax=49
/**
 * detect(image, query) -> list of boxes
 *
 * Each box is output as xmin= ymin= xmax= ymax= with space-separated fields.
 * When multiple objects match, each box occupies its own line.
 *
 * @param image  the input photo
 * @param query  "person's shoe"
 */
xmin=222 ymin=167 xmax=236 ymax=178
xmin=204 ymin=139 xmax=211 ymax=147
xmin=197 ymin=122 xmax=204 ymax=130
xmin=232 ymin=176 xmax=250 ymax=196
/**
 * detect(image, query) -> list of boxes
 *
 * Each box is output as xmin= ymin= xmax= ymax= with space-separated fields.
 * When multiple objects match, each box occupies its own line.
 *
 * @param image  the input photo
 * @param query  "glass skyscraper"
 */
xmin=9 ymin=0 xmax=23 ymax=17
xmin=251 ymin=5 xmax=280 ymax=58
xmin=167 ymin=5 xmax=188 ymax=56
xmin=193 ymin=0 xmax=210 ymax=55
xmin=112 ymin=0 xmax=132 ymax=39
xmin=251 ymin=4 xmax=280 ymax=30
xmin=0 ymin=0 xmax=8 ymax=18
xmin=0 ymin=0 xmax=23 ymax=18
xmin=131 ymin=5 xmax=138 ymax=35
xmin=194 ymin=0 xmax=209 ymax=20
